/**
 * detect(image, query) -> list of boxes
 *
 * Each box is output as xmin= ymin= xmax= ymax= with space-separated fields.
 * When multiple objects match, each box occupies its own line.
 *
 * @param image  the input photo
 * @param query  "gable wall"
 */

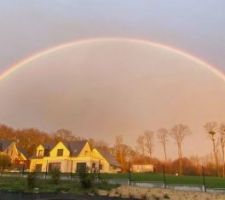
xmin=50 ymin=142 xmax=70 ymax=157
xmin=36 ymin=145 xmax=45 ymax=157
xmin=92 ymin=148 xmax=110 ymax=172
xmin=78 ymin=142 xmax=92 ymax=157
xmin=4 ymin=142 xmax=24 ymax=161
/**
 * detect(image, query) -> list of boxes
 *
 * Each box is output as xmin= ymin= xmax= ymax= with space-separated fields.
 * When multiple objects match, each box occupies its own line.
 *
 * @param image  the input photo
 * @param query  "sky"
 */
xmin=0 ymin=0 xmax=225 ymax=73
xmin=0 ymin=1 xmax=225 ymax=158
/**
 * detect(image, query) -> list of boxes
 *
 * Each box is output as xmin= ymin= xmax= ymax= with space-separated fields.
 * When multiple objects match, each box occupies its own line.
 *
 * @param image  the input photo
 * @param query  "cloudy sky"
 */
xmin=0 ymin=1 xmax=225 ymax=158
xmin=0 ymin=0 xmax=225 ymax=72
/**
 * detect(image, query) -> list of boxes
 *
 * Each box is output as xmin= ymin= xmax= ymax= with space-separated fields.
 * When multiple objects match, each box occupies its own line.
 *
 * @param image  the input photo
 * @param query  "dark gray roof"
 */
xmin=42 ymin=144 xmax=54 ymax=150
xmin=42 ymin=144 xmax=55 ymax=156
xmin=64 ymin=140 xmax=87 ymax=156
xmin=31 ymin=143 xmax=55 ymax=158
xmin=96 ymin=148 xmax=120 ymax=167
xmin=0 ymin=139 xmax=12 ymax=151
xmin=17 ymin=147 xmax=28 ymax=158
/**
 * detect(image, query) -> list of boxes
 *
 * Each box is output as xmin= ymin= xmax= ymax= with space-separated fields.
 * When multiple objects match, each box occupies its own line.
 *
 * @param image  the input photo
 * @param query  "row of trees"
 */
xmin=114 ymin=124 xmax=191 ymax=175
xmin=204 ymin=122 xmax=225 ymax=177
xmin=0 ymin=122 xmax=224 ymax=176
xmin=113 ymin=122 xmax=225 ymax=177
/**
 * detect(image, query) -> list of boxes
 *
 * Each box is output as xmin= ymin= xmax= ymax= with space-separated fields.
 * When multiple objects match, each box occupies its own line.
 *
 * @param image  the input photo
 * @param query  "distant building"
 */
xmin=132 ymin=164 xmax=154 ymax=172
xmin=30 ymin=140 xmax=121 ymax=173
xmin=0 ymin=139 xmax=28 ymax=166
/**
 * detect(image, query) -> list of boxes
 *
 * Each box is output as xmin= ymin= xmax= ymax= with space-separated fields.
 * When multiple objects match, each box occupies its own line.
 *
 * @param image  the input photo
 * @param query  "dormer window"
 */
xmin=37 ymin=149 xmax=43 ymax=157
xmin=57 ymin=149 xmax=63 ymax=156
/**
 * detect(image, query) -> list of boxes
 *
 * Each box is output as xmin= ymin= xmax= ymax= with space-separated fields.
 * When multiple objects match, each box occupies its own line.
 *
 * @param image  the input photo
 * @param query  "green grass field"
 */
xmin=100 ymin=173 xmax=225 ymax=188
xmin=0 ymin=173 xmax=225 ymax=192
xmin=0 ymin=176 xmax=117 ymax=193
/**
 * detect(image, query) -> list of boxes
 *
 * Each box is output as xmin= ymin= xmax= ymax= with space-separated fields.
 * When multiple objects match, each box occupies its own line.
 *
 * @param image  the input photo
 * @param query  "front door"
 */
xmin=35 ymin=164 xmax=42 ymax=172
xmin=48 ymin=162 xmax=61 ymax=171
xmin=76 ymin=162 xmax=87 ymax=173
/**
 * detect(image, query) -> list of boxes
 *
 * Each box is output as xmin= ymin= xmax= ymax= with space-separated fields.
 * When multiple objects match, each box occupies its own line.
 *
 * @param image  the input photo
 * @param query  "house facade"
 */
xmin=30 ymin=140 xmax=120 ymax=173
xmin=132 ymin=164 xmax=154 ymax=172
xmin=0 ymin=139 xmax=28 ymax=166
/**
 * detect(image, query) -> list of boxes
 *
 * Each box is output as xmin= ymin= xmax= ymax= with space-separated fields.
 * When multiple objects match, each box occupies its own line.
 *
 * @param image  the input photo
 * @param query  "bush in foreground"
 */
xmin=27 ymin=172 xmax=37 ymax=189
xmin=78 ymin=168 xmax=95 ymax=189
xmin=50 ymin=168 xmax=61 ymax=184
xmin=0 ymin=153 xmax=11 ymax=172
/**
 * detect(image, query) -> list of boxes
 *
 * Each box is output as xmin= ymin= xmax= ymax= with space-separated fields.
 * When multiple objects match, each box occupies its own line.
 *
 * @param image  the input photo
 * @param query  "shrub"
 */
xmin=50 ymin=167 xmax=61 ymax=184
xmin=0 ymin=153 xmax=11 ymax=172
xmin=163 ymin=193 xmax=170 ymax=199
xmin=27 ymin=172 xmax=37 ymax=189
xmin=78 ymin=167 xmax=95 ymax=189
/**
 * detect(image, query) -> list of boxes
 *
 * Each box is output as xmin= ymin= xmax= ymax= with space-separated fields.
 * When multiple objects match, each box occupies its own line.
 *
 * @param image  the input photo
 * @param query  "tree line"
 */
xmin=0 ymin=122 xmax=225 ymax=176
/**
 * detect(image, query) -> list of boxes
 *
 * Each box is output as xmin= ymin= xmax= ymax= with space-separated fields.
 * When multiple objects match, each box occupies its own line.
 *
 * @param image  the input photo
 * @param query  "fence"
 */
xmin=1 ymin=166 xmax=225 ymax=193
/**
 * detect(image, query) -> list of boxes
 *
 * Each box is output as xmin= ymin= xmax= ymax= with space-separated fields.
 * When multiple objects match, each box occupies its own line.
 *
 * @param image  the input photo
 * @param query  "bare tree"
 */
xmin=136 ymin=135 xmax=145 ymax=157
xmin=157 ymin=128 xmax=168 ymax=161
xmin=204 ymin=122 xmax=219 ymax=176
xmin=53 ymin=129 xmax=79 ymax=142
xmin=144 ymin=130 xmax=154 ymax=161
xmin=114 ymin=135 xmax=134 ymax=171
xmin=115 ymin=135 xmax=124 ymax=164
xmin=170 ymin=124 xmax=191 ymax=175
xmin=220 ymin=123 xmax=225 ymax=177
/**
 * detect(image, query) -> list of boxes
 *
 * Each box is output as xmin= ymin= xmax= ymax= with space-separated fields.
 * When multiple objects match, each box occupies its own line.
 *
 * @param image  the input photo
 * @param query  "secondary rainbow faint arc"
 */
xmin=0 ymin=37 xmax=225 ymax=82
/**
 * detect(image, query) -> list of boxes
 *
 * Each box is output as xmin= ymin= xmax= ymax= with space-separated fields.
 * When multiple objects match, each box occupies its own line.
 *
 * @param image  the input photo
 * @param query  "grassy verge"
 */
xmin=100 ymin=172 xmax=225 ymax=188
xmin=0 ymin=176 xmax=118 ymax=193
xmin=1 ymin=173 xmax=225 ymax=192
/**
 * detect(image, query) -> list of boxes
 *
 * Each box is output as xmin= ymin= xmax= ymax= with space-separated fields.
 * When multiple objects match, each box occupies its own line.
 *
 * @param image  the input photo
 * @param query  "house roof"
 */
xmin=31 ymin=143 xmax=55 ymax=158
xmin=42 ymin=144 xmax=55 ymax=150
xmin=95 ymin=148 xmax=120 ymax=167
xmin=64 ymin=140 xmax=87 ymax=156
xmin=0 ymin=139 xmax=12 ymax=151
xmin=17 ymin=147 xmax=28 ymax=159
xmin=42 ymin=144 xmax=55 ymax=156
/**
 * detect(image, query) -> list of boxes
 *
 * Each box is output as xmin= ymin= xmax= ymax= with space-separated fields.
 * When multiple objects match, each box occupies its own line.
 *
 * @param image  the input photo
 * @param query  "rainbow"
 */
xmin=0 ymin=37 xmax=225 ymax=81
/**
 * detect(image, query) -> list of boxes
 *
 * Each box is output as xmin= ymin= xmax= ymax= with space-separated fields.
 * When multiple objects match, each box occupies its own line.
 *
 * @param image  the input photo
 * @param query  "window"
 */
xmin=35 ymin=164 xmax=42 ymax=172
xmin=76 ymin=162 xmax=87 ymax=173
xmin=37 ymin=150 xmax=43 ymax=157
xmin=92 ymin=162 xmax=96 ymax=169
xmin=99 ymin=164 xmax=103 ymax=170
xmin=57 ymin=149 xmax=63 ymax=156
xmin=48 ymin=162 xmax=61 ymax=171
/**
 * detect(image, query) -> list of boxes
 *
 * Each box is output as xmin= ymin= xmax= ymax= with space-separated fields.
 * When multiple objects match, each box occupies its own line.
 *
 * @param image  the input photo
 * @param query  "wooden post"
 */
xmin=22 ymin=163 xmax=25 ymax=176
xmin=128 ymin=161 xmax=131 ymax=185
xmin=98 ymin=160 xmax=101 ymax=182
xmin=70 ymin=160 xmax=73 ymax=179
xmin=163 ymin=164 xmax=167 ymax=188
xmin=202 ymin=165 xmax=206 ymax=192
xmin=45 ymin=160 xmax=48 ymax=179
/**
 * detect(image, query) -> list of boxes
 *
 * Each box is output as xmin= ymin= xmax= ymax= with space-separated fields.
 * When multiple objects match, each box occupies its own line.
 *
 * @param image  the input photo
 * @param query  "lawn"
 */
xmin=100 ymin=172 xmax=225 ymax=188
xmin=1 ymin=173 xmax=225 ymax=192
xmin=0 ymin=175 xmax=118 ymax=193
